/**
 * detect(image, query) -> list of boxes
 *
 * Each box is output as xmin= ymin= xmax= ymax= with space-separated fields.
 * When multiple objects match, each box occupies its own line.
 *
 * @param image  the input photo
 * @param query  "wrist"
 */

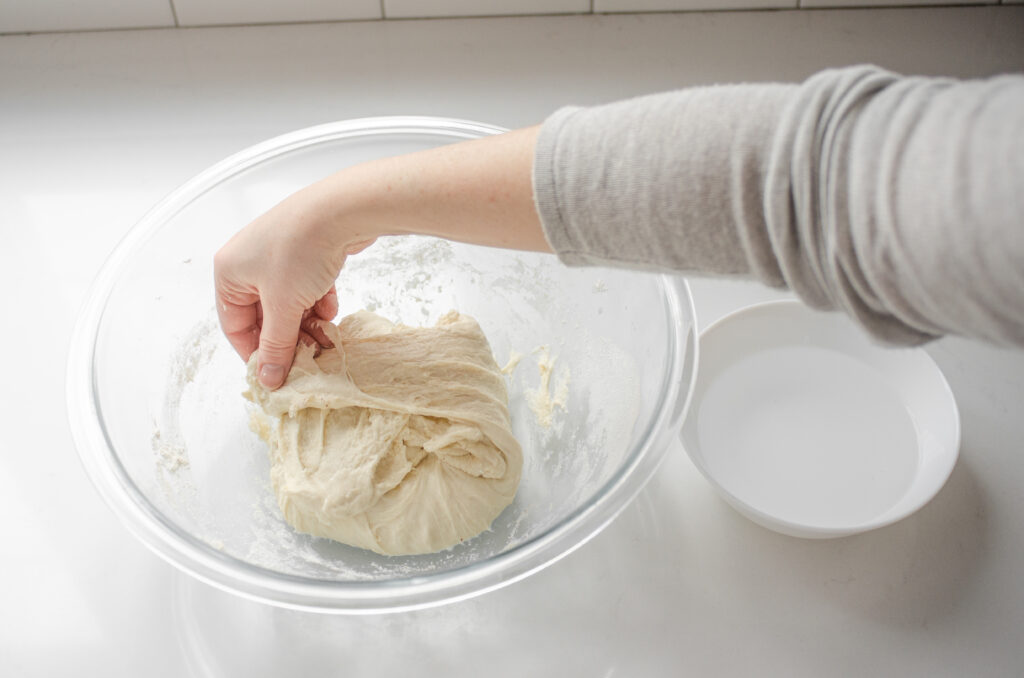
xmin=301 ymin=165 xmax=390 ymax=263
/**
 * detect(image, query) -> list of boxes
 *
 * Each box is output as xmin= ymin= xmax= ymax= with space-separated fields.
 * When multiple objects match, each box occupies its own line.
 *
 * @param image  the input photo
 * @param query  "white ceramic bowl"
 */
xmin=66 ymin=117 xmax=698 ymax=612
xmin=681 ymin=300 xmax=959 ymax=538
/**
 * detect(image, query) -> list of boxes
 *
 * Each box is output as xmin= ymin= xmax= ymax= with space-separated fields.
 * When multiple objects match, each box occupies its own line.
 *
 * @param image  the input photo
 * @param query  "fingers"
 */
xmin=217 ymin=296 xmax=261 ymax=361
xmin=217 ymin=241 xmax=342 ymax=391
xmin=301 ymin=313 xmax=334 ymax=348
xmin=227 ymin=286 xmax=338 ymax=391
xmin=305 ymin=287 xmax=338 ymax=348
xmin=256 ymin=301 xmax=304 ymax=390
xmin=312 ymin=286 xmax=338 ymax=321
xmin=214 ymin=249 xmax=262 ymax=361
xmin=297 ymin=329 xmax=323 ymax=357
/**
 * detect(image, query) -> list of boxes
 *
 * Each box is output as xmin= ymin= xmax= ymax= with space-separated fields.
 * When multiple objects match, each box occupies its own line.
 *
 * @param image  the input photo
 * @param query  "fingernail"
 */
xmin=259 ymin=364 xmax=285 ymax=389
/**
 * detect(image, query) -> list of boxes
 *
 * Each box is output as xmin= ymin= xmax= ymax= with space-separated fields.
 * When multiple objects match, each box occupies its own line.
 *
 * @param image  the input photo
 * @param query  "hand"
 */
xmin=214 ymin=186 xmax=376 ymax=390
xmin=214 ymin=126 xmax=548 ymax=389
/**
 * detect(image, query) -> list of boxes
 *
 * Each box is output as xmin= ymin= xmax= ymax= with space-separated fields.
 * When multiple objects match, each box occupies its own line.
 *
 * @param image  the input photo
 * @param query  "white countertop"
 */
xmin=3 ymin=8 xmax=1024 ymax=676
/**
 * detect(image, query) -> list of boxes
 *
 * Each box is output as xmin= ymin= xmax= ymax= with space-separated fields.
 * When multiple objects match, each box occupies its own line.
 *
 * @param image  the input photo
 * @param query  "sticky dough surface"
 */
xmin=245 ymin=310 xmax=522 ymax=556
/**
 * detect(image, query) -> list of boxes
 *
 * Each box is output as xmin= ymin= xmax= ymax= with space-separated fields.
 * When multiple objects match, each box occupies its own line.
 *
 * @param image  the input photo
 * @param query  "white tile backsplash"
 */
xmin=173 ymin=0 xmax=382 ymax=26
xmin=0 ymin=0 xmax=1015 ymax=34
xmin=597 ymin=0 xmax=796 ymax=11
xmin=383 ymin=0 xmax=590 ymax=19
xmin=0 ymin=0 xmax=174 ymax=33
xmin=801 ymin=0 xmax=989 ymax=6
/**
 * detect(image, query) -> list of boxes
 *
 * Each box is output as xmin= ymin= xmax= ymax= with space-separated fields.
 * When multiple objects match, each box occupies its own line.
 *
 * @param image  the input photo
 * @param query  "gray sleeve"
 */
xmin=532 ymin=65 xmax=1024 ymax=347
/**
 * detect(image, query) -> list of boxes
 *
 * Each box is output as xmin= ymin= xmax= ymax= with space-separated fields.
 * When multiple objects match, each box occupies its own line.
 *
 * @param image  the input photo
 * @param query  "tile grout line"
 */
xmin=380 ymin=0 xmax=387 ymax=20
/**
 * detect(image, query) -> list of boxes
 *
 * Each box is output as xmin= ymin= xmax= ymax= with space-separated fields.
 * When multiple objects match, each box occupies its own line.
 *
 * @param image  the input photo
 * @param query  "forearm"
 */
xmin=306 ymin=125 xmax=551 ymax=255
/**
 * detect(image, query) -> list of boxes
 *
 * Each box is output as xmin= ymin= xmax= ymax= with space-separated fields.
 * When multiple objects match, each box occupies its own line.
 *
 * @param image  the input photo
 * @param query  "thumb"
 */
xmin=257 ymin=300 xmax=304 ymax=390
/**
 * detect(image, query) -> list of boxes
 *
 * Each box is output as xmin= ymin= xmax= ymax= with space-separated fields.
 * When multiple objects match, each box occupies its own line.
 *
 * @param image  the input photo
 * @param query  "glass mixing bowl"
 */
xmin=66 ymin=117 xmax=697 ymax=613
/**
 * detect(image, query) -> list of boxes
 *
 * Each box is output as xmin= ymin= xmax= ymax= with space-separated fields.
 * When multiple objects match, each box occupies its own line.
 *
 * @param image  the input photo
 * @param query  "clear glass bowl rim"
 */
xmin=65 ymin=116 xmax=699 ymax=614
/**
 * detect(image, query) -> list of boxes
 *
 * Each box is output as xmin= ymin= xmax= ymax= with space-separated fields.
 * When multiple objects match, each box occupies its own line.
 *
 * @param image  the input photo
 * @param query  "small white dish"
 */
xmin=681 ymin=300 xmax=960 ymax=538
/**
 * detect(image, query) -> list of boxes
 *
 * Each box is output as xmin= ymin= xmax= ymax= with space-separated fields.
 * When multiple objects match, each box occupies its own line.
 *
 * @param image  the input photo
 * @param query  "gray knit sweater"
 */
xmin=532 ymin=65 xmax=1024 ymax=347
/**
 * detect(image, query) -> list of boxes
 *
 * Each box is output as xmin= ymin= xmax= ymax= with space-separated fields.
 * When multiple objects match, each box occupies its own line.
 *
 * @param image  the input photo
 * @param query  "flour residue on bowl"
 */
xmin=526 ymin=347 xmax=570 ymax=428
xmin=501 ymin=349 xmax=524 ymax=375
xmin=154 ymin=314 xmax=219 ymax=477
xmin=152 ymin=430 xmax=189 ymax=473
xmin=148 ymin=312 xmax=233 ymax=549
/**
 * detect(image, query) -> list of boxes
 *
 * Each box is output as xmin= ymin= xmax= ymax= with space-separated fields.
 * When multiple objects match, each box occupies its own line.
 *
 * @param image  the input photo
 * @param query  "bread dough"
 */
xmin=245 ymin=310 xmax=522 ymax=556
